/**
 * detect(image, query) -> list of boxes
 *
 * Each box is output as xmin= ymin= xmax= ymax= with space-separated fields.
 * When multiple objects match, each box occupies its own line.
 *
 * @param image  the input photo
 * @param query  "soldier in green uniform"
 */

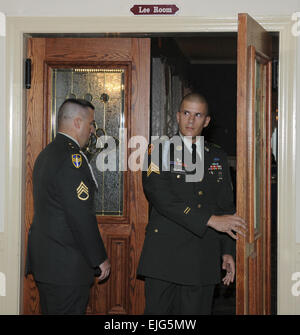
xmin=25 ymin=99 xmax=110 ymax=314
xmin=138 ymin=93 xmax=246 ymax=315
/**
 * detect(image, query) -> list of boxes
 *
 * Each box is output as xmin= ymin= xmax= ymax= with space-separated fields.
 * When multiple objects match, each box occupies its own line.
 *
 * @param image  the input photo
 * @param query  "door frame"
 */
xmin=3 ymin=15 xmax=297 ymax=314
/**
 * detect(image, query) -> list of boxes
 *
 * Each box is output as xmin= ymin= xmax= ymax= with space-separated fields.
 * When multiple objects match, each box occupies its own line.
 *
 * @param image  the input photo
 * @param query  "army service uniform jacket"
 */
xmin=137 ymin=139 xmax=235 ymax=286
xmin=25 ymin=133 xmax=107 ymax=286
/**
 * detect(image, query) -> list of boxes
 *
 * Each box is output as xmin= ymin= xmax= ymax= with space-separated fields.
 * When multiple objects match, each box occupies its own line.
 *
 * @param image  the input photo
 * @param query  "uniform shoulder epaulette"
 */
xmin=205 ymin=141 xmax=222 ymax=150
xmin=66 ymin=141 xmax=83 ymax=169
xmin=67 ymin=141 xmax=78 ymax=152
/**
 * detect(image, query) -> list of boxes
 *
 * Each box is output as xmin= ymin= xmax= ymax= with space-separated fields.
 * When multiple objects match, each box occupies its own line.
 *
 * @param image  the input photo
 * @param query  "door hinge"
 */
xmin=25 ymin=58 xmax=31 ymax=89
xmin=246 ymin=242 xmax=256 ymax=258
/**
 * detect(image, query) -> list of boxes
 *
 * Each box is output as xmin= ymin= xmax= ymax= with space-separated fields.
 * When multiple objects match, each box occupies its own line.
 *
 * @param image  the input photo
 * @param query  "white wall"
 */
xmin=0 ymin=13 xmax=5 ymax=234
xmin=0 ymin=12 xmax=5 ymax=312
xmin=0 ymin=0 xmax=299 ymax=17
xmin=297 ymin=33 xmax=300 ymax=244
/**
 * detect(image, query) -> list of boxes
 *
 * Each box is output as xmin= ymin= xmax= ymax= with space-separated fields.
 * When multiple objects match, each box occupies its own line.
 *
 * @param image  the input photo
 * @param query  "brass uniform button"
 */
xmin=198 ymin=191 xmax=203 ymax=196
xmin=154 ymin=229 xmax=158 ymax=233
xmin=197 ymin=204 xmax=202 ymax=209
xmin=177 ymin=175 xmax=181 ymax=179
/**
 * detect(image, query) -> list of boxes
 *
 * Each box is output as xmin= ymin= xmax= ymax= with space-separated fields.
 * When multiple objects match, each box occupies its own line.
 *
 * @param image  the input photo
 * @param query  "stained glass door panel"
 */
xmin=51 ymin=68 xmax=125 ymax=216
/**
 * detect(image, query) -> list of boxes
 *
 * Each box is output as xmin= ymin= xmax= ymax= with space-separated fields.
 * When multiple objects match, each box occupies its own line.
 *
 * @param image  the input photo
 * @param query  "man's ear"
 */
xmin=204 ymin=115 xmax=211 ymax=128
xmin=73 ymin=117 xmax=81 ymax=130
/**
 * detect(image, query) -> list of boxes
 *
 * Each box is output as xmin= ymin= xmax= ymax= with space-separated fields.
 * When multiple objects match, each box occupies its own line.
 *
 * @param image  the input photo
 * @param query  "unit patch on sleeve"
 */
xmin=72 ymin=154 xmax=82 ymax=169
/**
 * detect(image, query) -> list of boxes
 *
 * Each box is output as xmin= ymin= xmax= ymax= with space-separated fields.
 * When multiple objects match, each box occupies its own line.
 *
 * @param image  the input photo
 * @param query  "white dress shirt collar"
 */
xmin=179 ymin=132 xmax=203 ymax=159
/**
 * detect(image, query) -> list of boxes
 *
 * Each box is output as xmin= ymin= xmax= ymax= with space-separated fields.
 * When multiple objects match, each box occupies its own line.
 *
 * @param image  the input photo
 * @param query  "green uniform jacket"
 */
xmin=25 ymin=133 xmax=107 ymax=285
xmin=137 ymin=138 xmax=235 ymax=285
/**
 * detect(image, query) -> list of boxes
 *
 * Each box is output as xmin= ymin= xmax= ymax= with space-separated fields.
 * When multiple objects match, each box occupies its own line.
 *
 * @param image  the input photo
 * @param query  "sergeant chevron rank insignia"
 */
xmin=72 ymin=154 xmax=82 ymax=168
xmin=77 ymin=181 xmax=89 ymax=201
xmin=147 ymin=162 xmax=160 ymax=177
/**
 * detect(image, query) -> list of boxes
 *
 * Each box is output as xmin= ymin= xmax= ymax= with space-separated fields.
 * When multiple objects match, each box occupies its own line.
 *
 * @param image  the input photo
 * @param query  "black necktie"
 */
xmin=192 ymin=143 xmax=196 ymax=164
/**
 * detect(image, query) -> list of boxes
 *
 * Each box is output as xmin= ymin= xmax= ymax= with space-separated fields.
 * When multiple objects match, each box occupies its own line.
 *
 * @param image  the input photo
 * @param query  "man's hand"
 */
xmin=98 ymin=258 xmax=111 ymax=282
xmin=222 ymin=254 xmax=235 ymax=286
xmin=207 ymin=213 xmax=247 ymax=239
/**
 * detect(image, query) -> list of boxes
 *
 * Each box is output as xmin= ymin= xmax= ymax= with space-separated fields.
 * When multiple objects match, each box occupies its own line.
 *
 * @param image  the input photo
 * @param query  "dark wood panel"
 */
xmin=128 ymin=38 xmax=150 ymax=314
xmin=23 ymin=37 xmax=150 ymax=315
xmin=107 ymin=236 xmax=130 ymax=314
xmin=236 ymin=13 xmax=272 ymax=315
xmin=45 ymin=38 xmax=132 ymax=62
xmin=24 ymin=37 xmax=47 ymax=314
xmin=236 ymin=13 xmax=248 ymax=315
xmin=245 ymin=16 xmax=272 ymax=58
xmin=264 ymin=60 xmax=272 ymax=315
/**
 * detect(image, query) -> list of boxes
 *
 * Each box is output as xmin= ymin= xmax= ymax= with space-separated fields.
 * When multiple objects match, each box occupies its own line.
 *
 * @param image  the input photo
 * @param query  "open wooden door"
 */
xmin=23 ymin=38 xmax=150 ymax=314
xmin=236 ymin=14 xmax=272 ymax=314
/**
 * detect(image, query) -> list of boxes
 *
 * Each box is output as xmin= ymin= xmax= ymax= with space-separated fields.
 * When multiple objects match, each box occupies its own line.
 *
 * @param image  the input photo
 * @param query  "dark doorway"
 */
xmin=149 ymin=33 xmax=279 ymax=315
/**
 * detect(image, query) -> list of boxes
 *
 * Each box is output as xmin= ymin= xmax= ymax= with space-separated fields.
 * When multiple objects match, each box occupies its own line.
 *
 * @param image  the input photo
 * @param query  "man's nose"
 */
xmin=188 ymin=114 xmax=195 ymax=123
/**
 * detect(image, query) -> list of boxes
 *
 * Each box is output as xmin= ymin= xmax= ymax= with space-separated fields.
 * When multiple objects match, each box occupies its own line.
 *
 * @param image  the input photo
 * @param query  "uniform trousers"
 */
xmin=144 ymin=277 xmax=215 ymax=315
xmin=36 ymin=281 xmax=91 ymax=315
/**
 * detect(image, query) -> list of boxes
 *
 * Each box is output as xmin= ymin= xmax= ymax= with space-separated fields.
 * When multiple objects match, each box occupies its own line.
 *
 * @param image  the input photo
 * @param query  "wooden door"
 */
xmin=23 ymin=38 xmax=150 ymax=314
xmin=236 ymin=14 xmax=272 ymax=314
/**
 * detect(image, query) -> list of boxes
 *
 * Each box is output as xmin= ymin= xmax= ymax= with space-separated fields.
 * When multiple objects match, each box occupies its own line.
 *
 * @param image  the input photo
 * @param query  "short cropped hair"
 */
xmin=57 ymin=98 xmax=95 ymax=127
xmin=179 ymin=93 xmax=209 ymax=116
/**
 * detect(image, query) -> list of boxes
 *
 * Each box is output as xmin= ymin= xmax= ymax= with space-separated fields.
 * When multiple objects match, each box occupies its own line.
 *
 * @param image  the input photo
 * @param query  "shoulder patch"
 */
xmin=72 ymin=154 xmax=82 ymax=168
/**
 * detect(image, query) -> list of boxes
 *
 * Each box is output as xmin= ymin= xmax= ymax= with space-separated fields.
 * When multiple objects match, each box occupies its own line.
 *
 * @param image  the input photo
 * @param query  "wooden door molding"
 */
xmin=24 ymin=37 xmax=150 ymax=314
xmin=236 ymin=13 xmax=272 ymax=315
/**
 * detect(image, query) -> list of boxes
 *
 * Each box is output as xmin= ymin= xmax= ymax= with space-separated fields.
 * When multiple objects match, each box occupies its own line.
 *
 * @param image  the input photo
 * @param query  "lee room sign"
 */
xmin=130 ymin=5 xmax=179 ymax=15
